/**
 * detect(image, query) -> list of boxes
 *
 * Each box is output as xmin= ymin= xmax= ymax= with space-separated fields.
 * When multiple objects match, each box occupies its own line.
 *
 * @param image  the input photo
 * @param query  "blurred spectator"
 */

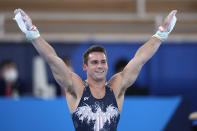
xmin=63 ymin=56 xmax=73 ymax=72
xmin=189 ymin=112 xmax=197 ymax=131
xmin=0 ymin=59 xmax=26 ymax=97
xmin=114 ymin=58 xmax=149 ymax=95
xmin=114 ymin=59 xmax=129 ymax=73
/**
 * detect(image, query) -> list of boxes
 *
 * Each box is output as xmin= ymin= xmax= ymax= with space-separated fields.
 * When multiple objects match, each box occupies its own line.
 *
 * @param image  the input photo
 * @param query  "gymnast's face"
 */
xmin=83 ymin=52 xmax=108 ymax=82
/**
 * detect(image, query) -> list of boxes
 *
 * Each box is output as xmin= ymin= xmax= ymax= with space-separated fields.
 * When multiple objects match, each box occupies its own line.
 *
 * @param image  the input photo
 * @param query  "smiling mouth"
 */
xmin=95 ymin=70 xmax=104 ymax=73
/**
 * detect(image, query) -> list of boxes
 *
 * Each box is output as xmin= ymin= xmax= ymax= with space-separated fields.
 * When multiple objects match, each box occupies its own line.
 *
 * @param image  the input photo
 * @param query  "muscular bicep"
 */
xmin=31 ymin=38 xmax=82 ymax=97
xmin=121 ymin=57 xmax=143 ymax=88
xmin=109 ymin=57 xmax=143 ymax=96
xmin=120 ymin=38 xmax=162 ymax=88
xmin=49 ymin=56 xmax=84 ymax=98
xmin=48 ymin=55 xmax=73 ymax=89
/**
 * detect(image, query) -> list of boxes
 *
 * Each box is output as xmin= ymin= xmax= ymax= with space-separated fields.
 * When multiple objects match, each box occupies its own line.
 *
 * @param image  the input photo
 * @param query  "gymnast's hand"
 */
xmin=153 ymin=10 xmax=177 ymax=41
xmin=13 ymin=8 xmax=40 ymax=40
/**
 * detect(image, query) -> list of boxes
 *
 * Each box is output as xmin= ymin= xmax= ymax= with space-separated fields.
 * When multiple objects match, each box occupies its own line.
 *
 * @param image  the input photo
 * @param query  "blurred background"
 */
xmin=0 ymin=0 xmax=197 ymax=130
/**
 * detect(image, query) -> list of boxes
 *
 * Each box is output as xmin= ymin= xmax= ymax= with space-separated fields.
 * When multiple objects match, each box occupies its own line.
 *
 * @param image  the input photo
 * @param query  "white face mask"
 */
xmin=4 ymin=68 xmax=18 ymax=83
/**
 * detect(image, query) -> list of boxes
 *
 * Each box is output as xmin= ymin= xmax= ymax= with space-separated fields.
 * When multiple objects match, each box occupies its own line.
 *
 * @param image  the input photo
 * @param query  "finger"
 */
xmin=163 ymin=10 xmax=177 ymax=29
xmin=15 ymin=9 xmax=33 ymax=29
xmin=167 ymin=10 xmax=177 ymax=21
xmin=168 ymin=10 xmax=177 ymax=17
xmin=170 ymin=10 xmax=177 ymax=16
xmin=14 ymin=9 xmax=33 ymax=31
xmin=14 ymin=9 xmax=21 ymax=15
xmin=14 ymin=9 xmax=24 ymax=15
xmin=14 ymin=9 xmax=26 ymax=23
xmin=15 ymin=8 xmax=29 ymax=20
xmin=13 ymin=11 xmax=28 ymax=32
xmin=14 ymin=9 xmax=26 ymax=20
xmin=14 ymin=9 xmax=18 ymax=14
xmin=13 ymin=9 xmax=21 ymax=21
xmin=19 ymin=9 xmax=29 ymax=18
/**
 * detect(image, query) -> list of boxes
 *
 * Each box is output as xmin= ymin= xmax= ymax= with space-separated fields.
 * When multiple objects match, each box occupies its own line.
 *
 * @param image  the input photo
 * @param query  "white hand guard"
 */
xmin=14 ymin=10 xmax=40 ymax=40
xmin=153 ymin=11 xmax=177 ymax=41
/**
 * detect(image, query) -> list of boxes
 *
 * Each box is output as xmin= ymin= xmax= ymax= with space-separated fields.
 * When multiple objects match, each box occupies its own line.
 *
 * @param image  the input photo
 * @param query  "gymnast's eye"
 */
xmin=101 ymin=60 xmax=106 ymax=64
xmin=91 ymin=60 xmax=98 ymax=64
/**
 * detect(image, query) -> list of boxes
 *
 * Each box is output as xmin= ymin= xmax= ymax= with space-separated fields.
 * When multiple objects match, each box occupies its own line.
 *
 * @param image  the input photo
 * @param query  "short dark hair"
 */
xmin=0 ymin=59 xmax=16 ymax=70
xmin=83 ymin=45 xmax=107 ymax=65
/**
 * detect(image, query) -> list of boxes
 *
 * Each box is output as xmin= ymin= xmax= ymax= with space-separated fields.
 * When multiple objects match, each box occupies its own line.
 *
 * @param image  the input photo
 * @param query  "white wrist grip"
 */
xmin=14 ymin=12 xmax=27 ymax=33
xmin=167 ymin=15 xmax=177 ymax=33
xmin=14 ymin=12 xmax=40 ymax=40
xmin=153 ymin=15 xmax=177 ymax=41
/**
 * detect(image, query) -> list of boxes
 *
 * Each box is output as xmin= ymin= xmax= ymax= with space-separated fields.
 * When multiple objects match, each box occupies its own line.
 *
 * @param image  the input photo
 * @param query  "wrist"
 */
xmin=25 ymin=26 xmax=40 ymax=40
xmin=153 ymin=26 xmax=169 ymax=41
xmin=14 ymin=11 xmax=40 ymax=41
xmin=152 ymin=35 xmax=163 ymax=42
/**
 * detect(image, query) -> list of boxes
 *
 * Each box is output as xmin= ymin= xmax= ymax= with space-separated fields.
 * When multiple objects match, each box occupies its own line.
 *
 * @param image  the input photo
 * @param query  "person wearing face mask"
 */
xmin=0 ymin=60 xmax=26 ymax=97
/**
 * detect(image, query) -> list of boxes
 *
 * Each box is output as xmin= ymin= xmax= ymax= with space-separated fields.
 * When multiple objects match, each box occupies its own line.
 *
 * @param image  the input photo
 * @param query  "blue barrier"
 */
xmin=0 ymin=96 xmax=181 ymax=131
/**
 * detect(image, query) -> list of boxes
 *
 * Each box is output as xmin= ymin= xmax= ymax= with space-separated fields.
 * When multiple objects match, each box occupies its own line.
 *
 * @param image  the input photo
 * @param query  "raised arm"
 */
xmin=13 ymin=9 xmax=81 ymax=97
xmin=109 ymin=10 xmax=177 ymax=98
xmin=31 ymin=37 xmax=73 ymax=90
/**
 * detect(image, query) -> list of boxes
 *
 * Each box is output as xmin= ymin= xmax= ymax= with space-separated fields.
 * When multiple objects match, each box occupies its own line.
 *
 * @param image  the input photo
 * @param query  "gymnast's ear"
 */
xmin=83 ymin=64 xmax=87 ymax=71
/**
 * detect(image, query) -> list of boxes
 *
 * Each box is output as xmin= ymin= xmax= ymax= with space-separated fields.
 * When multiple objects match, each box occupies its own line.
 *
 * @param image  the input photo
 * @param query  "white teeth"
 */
xmin=96 ymin=71 xmax=104 ymax=73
